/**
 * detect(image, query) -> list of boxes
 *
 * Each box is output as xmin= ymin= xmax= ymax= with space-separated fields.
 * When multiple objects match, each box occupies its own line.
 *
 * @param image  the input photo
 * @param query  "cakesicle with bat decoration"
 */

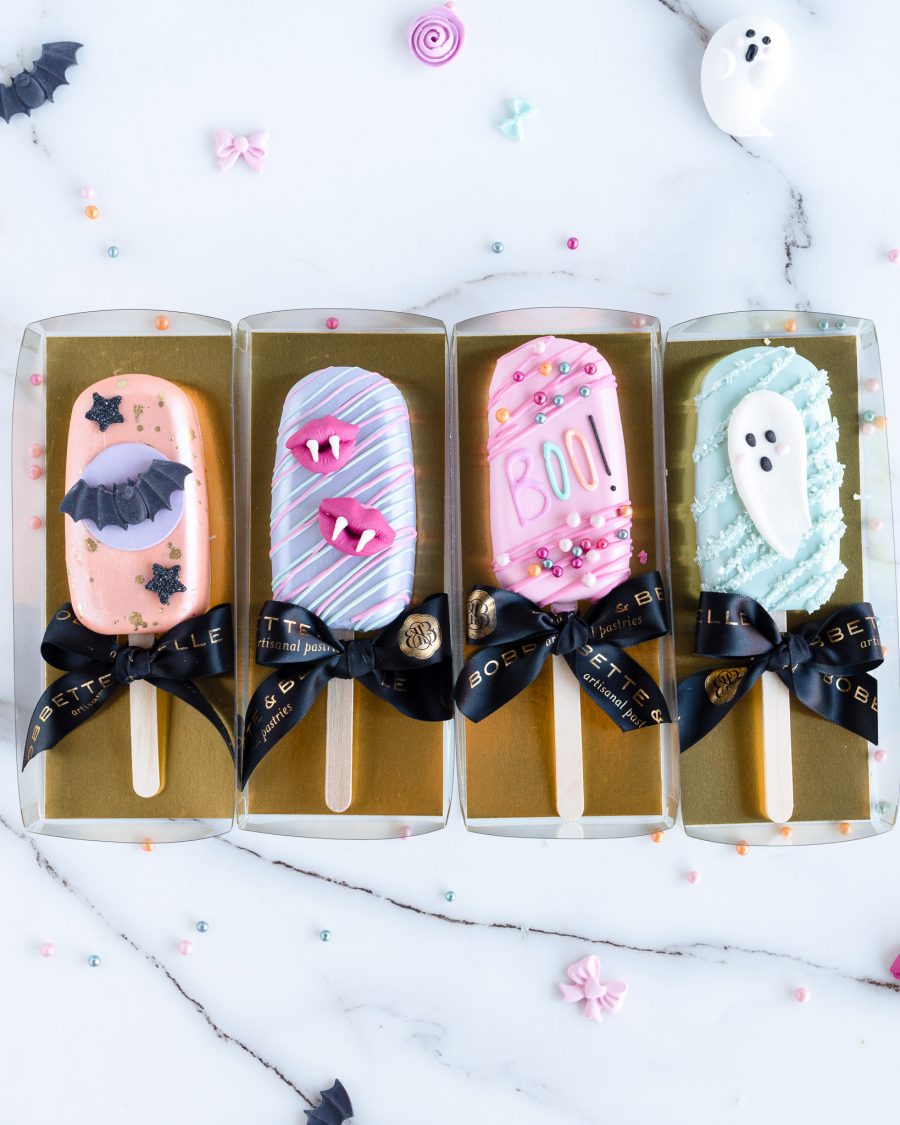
xmin=692 ymin=344 xmax=845 ymax=821
xmin=486 ymin=336 xmax=633 ymax=820
xmin=60 ymin=374 xmax=210 ymax=797
xmin=270 ymin=366 xmax=417 ymax=811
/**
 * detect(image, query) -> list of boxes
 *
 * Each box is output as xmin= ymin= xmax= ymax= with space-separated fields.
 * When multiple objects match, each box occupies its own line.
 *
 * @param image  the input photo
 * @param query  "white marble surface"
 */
xmin=2 ymin=0 xmax=900 ymax=1121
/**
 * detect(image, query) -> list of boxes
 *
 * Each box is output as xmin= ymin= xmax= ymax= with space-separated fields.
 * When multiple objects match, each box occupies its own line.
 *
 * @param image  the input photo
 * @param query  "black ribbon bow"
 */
xmin=677 ymin=592 xmax=883 ymax=752
xmin=454 ymin=573 xmax=672 ymax=730
xmin=241 ymin=594 xmax=453 ymax=785
xmin=24 ymin=604 xmax=235 ymax=768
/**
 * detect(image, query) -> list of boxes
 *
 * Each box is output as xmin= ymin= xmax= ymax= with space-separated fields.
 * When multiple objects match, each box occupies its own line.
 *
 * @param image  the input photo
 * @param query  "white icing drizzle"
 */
xmin=774 ymin=562 xmax=848 ymax=615
xmin=693 ymin=346 xmax=795 ymax=407
xmin=691 ymin=470 xmax=735 ymax=518
xmin=762 ymin=526 xmax=848 ymax=610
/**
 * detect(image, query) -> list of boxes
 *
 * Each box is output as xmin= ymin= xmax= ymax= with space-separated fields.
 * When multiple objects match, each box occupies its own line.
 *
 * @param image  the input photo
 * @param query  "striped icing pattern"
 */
xmin=693 ymin=345 xmax=845 ymax=614
xmin=270 ymin=366 xmax=417 ymax=631
xmin=487 ymin=336 xmax=632 ymax=607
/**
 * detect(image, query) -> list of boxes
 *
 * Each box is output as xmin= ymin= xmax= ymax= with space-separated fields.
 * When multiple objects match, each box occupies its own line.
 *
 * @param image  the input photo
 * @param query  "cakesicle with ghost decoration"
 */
xmin=693 ymin=345 xmax=845 ymax=821
xmin=270 ymin=366 xmax=417 ymax=811
xmin=59 ymin=374 xmax=211 ymax=797
xmin=701 ymin=16 xmax=791 ymax=138
xmin=487 ymin=336 xmax=633 ymax=821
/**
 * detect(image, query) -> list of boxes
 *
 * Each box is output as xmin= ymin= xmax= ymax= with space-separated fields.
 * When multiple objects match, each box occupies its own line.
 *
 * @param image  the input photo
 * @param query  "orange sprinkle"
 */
xmin=539 ymin=362 xmax=552 ymax=376
xmin=495 ymin=407 xmax=510 ymax=424
xmin=154 ymin=315 xmax=170 ymax=332
xmin=650 ymin=830 xmax=664 ymax=843
xmin=527 ymin=563 xmax=542 ymax=578
xmin=779 ymin=826 xmax=793 ymax=839
xmin=838 ymin=821 xmax=852 ymax=836
xmin=84 ymin=205 xmax=100 ymax=220
xmin=141 ymin=840 xmax=154 ymax=852
xmin=784 ymin=319 xmax=798 ymax=333
xmin=736 ymin=843 xmax=750 ymax=856
xmin=617 ymin=504 xmax=633 ymax=518
xmin=875 ymin=415 xmax=888 ymax=430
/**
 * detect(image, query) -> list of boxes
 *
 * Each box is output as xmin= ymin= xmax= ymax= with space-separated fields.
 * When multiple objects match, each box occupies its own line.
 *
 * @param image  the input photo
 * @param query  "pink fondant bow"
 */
xmin=559 ymin=955 xmax=628 ymax=1022
xmin=214 ymin=129 xmax=269 ymax=172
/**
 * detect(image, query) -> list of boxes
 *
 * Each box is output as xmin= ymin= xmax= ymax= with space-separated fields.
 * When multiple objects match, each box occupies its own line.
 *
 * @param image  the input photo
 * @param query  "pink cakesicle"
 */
xmin=60 ymin=373 xmax=210 ymax=798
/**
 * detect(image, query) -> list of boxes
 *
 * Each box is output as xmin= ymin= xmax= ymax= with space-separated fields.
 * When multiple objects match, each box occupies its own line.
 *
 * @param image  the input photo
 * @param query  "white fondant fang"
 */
xmin=701 ymin=16 xmax=790 ymax=138
xmin=332 ymin=514 xmax=348 ymax=541
xmin=727 ymin=389 xmax=810 ymax=558
xmin=356 ymin=528 xmax=376 ymax=553
xmin=329 ymin=435 xmax=341 ymax=459
xmin=306 ymin=438 xmax=320 ymax=463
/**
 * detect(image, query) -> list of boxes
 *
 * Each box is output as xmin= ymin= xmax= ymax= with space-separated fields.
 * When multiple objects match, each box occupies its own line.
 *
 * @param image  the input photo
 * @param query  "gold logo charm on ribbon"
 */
xmin=704 ymin=666 xmax=747 ymax=705
xmin=399 ymin=614 xmax=442 ymax=661
xmin=467 ymin=590 xmax=497 ymax=641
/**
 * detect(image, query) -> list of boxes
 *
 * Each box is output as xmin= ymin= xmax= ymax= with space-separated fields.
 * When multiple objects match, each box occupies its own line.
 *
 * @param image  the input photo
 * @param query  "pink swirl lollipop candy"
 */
xmin=408 ymin=3 xmax=465 ymax=67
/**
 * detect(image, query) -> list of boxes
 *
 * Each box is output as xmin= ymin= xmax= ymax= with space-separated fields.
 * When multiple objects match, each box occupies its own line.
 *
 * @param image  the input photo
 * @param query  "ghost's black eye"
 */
xmin=762 ymin=35 xmax=771 ymax=44
xmin=746 ymin=28 xmax=756 ymax=37
xmin=764 ymin=430 xmax=776 ymax=443
xmin=760 ymin=456 xmax=773 ymax=472
xmin=745 ymin=433 xmax=757 ymax=447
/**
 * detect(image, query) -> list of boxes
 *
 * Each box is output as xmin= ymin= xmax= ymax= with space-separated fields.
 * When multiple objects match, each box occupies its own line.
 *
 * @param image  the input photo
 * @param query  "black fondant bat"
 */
xmin=59 ymin=460 xmax=191 ymax=531
xmin=0 ymin=42 xmax=82 ymax=124
xmin=305 ymin=1080 xmax=353 ymax=1125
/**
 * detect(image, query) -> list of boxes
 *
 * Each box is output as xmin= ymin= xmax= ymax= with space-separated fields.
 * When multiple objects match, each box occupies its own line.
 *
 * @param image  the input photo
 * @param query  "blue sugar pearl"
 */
xmin=107 ymin=245 xmax=120 ymax=259
xmin=835 ymin=319 xmax=846 ymax=330
xmin=863 ymin=410 xmax=876 ymax=423
xmin=571 ymin=546 xmax=583 ymax=557
xmin=616 ymin=529 xmax=628 ymax=540
xmin=559 ymin=361 xmax=571 ymax=374
xmin=195 ymin=921 xmax=209 ymax=934
xmin=491 ymin=241 xmax=504 ymax=254
xmin=552 ymin=395 xmax=564 ymax=407
xmin=319 ymin=929 xmax=331 ymax=942
xmin=535 ymin=412 xmax=547 ymax=424
xmin=578 ymin=386 xmax=590 ymax=398
xmin=541 ymin=558 xmax=553 ymax=570
xmin=817 ymin=319 xmax=829 ymax=331
xmin=87 ymin=955 xmax=101 ymax=968
xmin=444 ymin=891 xmax=456 ymax=903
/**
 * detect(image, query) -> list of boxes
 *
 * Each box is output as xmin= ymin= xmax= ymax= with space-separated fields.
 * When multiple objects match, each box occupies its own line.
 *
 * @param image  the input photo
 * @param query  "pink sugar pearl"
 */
xmin=794 ymin=987 xmax=810 ymax=1003
xmin=687 ymin=871 xmax=701 ymax=885
xmin=28 ymin=443 xmax=42 ymax=457
xmin=27 ymin=465 xmax=42 ymax=480
xmin=566 ymin=237 xmax=579 ymax=250
xmin=889 ymin=249 xmax=900 ymax=264
xmin=325 ymin=317 xmax=339 ymax=330
xmin=28 ymin=516 xmax=42 ymax=530
xmin=874 ymin=749 xmax=887 ymax=763
xmin=30 ymin=373 xmax=42 ymax=386
xmin=39 ymin=942 xmax=55 ymax=957
xmin=869 ymin=517 xmax=884 ymax=531
xmin=865 ymin=378 xmax=881 ymax=392
xmin=178 ymin=939 xmax=193 ymax=955
xmin=80 ymin=186 xmax=95 ymax=199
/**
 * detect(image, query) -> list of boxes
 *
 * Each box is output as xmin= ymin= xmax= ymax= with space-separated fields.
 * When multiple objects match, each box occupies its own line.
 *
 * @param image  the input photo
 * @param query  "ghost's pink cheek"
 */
xmin=775 ymin=443 xmax=790 ymax=456
xmin=733 ymin=452 xmax=747 ymax=465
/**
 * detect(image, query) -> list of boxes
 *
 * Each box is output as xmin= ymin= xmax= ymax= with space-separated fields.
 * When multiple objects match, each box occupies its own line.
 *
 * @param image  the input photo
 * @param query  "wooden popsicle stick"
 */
xmin=552 ymin=655 xmax=586 ymax=822
xmin=128 ymin=632 xmax=162 ymax=799
xmin=761 ymin=610 xmax=794 ymax=823
xmin=325 ymin=628 xmax=354 ymax=813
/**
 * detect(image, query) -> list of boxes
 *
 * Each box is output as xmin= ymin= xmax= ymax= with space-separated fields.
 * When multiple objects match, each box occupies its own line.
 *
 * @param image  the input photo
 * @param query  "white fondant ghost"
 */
xmin=701 ymin=16 xmax=791 ymax=137
xmin=727 ymin=389 xmax=811 ymax=558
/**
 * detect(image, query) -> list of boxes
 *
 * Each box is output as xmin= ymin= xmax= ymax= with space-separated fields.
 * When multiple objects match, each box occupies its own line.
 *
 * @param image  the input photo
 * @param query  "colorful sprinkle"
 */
xmin=571 ymin=557 xmax=584 ymax=569
xmin=838 ymin=821 xmax=852 ymax=836
xmin=30 ymin=373 xmax=42 ymax=386
xmin=319 ymin=930 xmax=332 ymax=942
xmin=817 ymin=319 xmax=829 ymax=331
xmin=28 ymin=444 xmax=42 ymax=457
xmin=835 ymin=320 xmax=846 ymax=330
xmin=539 ymin=362 xmax=552 ymax=376
xmin=558 ymin=538 xmax=573 ymax=552
xmin=558 ymin=361 xmax=571 ymax=374
xmin=107 ymin=245 xmax=120 ymax=258
xmin=875 ymin=415 xmax=888 ymax=430
xmin=541 ymin=559 xmax=553 ymax=570
xmin=444 ymin=890 xmax=457 ymax=902
xmin=687 ymin=871 xmax=701 ymax=885
xmin=534 ymin=391 xmax=548 ymax=406
xmin=579 ymin=538 xmax=592 ymax=551
xmin=566 ymin=512 xmax=581 ymax=528
xmin=617 ymin=504 xmax=633 ymax=518
xmin=27 ymin=465 xmax=42 ymax=480
xmin=566 ymin=237 xmax=579 ymax=250
xmin=325 ymin=317 xmax=339 ymax=330
xmin=84 ymin=205 xmax=100 ymax=220
xmin=552 ymin=395 xmax=564 ymax=407
xmin=28 ymin=516 xmax=42 ymax=530
xmin=637 ymin=550 xmax=648 ymax=565
xmin=864 ymin=378 xmax=881 ymax=392
xmin=578 ymin=386 xmax=590 ymax=397
xmin=154 ymin=315 xmax=170 ymax=331
xmin=495 ymin=407 xmax=510 ymax=423
xmin=491 ymin=241 xmax=504 ymax=254
xmin=874 ymin=749 xmax=887 ymax=763
xmin=582 ymin=573 xmax=597 ymax=587
xmin=527 ymin=564 xmax=542 ymax=578
xmin=589 ymin=514 xmax=605 ymax=528
xmin=536 ymin=547 xmax=550 ymax=559
xmin=890 ymin=954 xmax=900 ymax=981
xmin=571 ymin=546 xmax=583 ymax=558
xmin=596 ymin=538 xmax=609 ymax=550
xmin=650 ymin=831 xmax=664 ymax=843
xmin=80 ymin=186 xmax=95 ymax=198
xmin=779 ymin=826 xmax=793 ymax=838
xmin=862 ymin=410 xmax=876 ymax=423
xmin=40 ymin=942 xmax=55 ymax=957
xmin=784 ymin=318 xmax=798 ymax=333
xmin=889 ymin=249 xmax=900 ymax=264
xmin=87 ymin=955 xmax=101 ymax=967
xmin=616 ymin=529 xmax=628 ymax=540
xmin=178 ymin=940 xmax=193 ymax=956
xmin=141 ymin=839 xmax=154 ymax=852
xmin=736 ymin=843 xmax=750 ymax=856
xmin=534 ymin=341 xmax=548 ymax=355
xmin=551 ymin=565 xmax=564 ymax=578
xmin=583 ymin=362 xmax=597 ymax=376
xmin=535 ymin=412 xmax=547 ymax=424
xmin=794 ymin=987 xmax=810 ymax=1003
xmin=513 ymin=370 xmax=525 ymax=382
xmin=869 ymin=518 xmax=884 ymax=532
xmin=196 ymin=921 xmax=210 ymax=933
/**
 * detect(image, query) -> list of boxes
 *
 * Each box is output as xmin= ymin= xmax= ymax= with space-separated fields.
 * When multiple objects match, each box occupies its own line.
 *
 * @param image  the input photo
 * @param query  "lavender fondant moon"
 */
xmin=270 ymin=366 xmax=417 ymax=631
xmin=487 ymin=336 xmax=632 ymax=606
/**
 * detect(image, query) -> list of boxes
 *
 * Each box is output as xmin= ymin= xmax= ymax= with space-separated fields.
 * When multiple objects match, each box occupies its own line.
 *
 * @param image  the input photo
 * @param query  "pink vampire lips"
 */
xmin=287 ymin=416 xmax=360 ymax=474
xmin=317 ymin=497 xmax=396 ymax=557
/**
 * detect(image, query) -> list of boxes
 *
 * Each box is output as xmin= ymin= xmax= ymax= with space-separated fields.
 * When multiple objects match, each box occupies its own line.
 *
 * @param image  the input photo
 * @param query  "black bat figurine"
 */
xmin=305 ymin=1080 xmax=353 ymax=1125
xmin=0 ymin=42 xmax=82 ymax=124
xmin=59 ymin=460 xmax=192 ymax=531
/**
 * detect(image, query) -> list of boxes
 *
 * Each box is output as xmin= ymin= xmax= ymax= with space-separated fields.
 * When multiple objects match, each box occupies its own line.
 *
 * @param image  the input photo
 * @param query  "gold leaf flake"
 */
xmin=85 ymin=538 xmax=98 ymax=553
xmin=133 ymin=404 xmax=144 ymax=423
xmin=129 ymin=611 xmax=148 ymax=630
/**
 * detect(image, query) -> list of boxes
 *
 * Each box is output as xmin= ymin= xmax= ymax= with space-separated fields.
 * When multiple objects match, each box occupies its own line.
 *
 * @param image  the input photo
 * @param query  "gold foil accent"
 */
xmin=705 ymin=667 xmax=747 ymax=704
xmin=85 ymin=538 xmax=98 ymax=552
xmin=467 ymin=589 xmax=496 ymax=641
xmin=398 ymin=614 xmax=441 ymax=661
xmin=128 ymin=610 xmax=148 ymax=630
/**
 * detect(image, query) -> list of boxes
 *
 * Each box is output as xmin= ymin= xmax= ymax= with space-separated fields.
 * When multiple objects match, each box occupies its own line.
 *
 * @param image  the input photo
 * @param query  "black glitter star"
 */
xmin=144 ymin=563 xmax=186 ymax=605
xmin=84 ymin=392 xmax=124 ymax=432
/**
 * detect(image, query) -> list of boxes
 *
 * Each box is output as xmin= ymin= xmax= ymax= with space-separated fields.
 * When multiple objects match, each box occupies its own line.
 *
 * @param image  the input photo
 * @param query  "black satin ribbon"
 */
xmin=677 ymin=592 xmax=883 ymax=752
xmin=241 ymin=594 xmax=453 ymax=785
xmin=24 ymin=604 xmax=235 ymax=768
xmin=454 ymin=573 xmax=672 ymax=730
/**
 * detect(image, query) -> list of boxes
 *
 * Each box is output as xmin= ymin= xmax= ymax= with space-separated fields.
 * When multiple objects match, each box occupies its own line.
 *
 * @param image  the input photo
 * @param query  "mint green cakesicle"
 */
xmin=693 ymin=345 xmax=846 ymax=614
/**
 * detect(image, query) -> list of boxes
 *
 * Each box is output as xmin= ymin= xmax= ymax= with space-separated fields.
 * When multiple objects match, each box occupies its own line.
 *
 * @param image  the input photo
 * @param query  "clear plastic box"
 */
xmin=665 ymin=311 xmax=897 ymax=846
xmin=12 ymin=310 xmax=237 ymax=842
xmin=234 ymin=309 xmax=454 ymax=839
xmin=452 ymin=308 xmax=679 ymax=839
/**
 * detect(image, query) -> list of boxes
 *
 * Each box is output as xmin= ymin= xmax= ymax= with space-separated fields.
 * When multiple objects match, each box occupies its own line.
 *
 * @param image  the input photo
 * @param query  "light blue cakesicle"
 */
xmin=692 ymin=345 xmax=846 ymax=614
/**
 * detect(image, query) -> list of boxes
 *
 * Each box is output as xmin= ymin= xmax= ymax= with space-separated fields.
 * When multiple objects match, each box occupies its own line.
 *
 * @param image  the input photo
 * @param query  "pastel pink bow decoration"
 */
xmin=214 ymin=129 xmax=269 ymax=172
xmin=559 ymin=955 xmax=628 ymax=1022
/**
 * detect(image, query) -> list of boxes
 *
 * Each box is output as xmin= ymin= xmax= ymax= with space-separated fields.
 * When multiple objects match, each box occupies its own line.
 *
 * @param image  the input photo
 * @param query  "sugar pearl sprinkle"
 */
xmin=795 ymin=987 xmax=811 ymax=1003
xmin=178 ymin=940 xmax=193 ymax=956
xmin=491 ymin=241 xmax=504 ymax=254
xmin=40 ymin=942 xmax=55 ymax=957
xmin=196 ymin=920 xmax=210 ymax=933
xmin=87 ymin=955 xmax=101 ymax=968
xmin=687 ymin=871 xmax=701 ymax=885
xmin=325 ymin=317 xmax=340 ymax=330
xmin=566 ymin=236 xmax=579 ymax=250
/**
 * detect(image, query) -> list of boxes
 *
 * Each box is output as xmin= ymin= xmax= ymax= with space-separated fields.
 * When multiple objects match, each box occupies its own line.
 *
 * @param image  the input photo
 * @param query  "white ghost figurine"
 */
xmin=727 ymin=389 xmax=811 ymax=558
xmin=701 ymin=16 xmax=791 ymax=137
